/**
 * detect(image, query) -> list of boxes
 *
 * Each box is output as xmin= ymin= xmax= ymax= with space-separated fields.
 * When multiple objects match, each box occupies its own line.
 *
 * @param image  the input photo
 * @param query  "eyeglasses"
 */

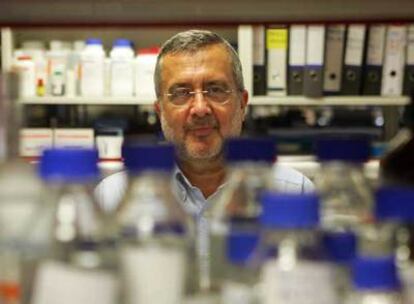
xmin=165 ymin=85 xmax=233 ymax=106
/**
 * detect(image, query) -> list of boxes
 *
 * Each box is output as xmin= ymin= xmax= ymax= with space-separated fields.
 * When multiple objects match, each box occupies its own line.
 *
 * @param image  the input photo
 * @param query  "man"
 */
xmin=96 ymin=29 xmax=313 ymax=288
xmin=97 ymin=29 xmax=313 ymax=207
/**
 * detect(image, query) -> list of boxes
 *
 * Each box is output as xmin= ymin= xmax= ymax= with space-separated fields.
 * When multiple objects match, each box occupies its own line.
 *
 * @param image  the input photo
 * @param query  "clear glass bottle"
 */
xmin=220 ymin=231 xmax=260 ymax=304
xmin=315 ymin=136 xmax=373 ymax=230
xmin=27 ymin=148 xmax=118 ymax=304
xmin=208 ymin=137 xmax=275 ymax=292
xmin=321 ymin=231 xmax=356 ymax=301
xmin=115 ymin=143 xmax=190 ymax=304
xmin=346 ymin=256 xmax=404 ymax=304
xmin=0 ymin=72 xmax=43 ymax=304
xmin=258 ymin=192 xmax=340 ymax=304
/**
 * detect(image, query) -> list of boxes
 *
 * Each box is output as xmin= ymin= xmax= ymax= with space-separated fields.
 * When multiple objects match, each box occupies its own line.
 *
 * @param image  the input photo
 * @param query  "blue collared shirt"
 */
xmin=95 ymin=164 xmax=314 ymax=273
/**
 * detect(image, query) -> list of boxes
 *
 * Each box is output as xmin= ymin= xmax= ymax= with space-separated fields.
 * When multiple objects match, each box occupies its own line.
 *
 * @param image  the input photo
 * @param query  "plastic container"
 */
xmin=110 ymin=39 xmax=134 ymax=97
xmin=80 ymin=38 xmax=105 ymax=97
xmin=135 ymin=47 xmax=159 ymax=99
xmin=12 ymin=55 xmax=36 ymax=97
xmin=47 ymin=40 xmax=69 ymax=96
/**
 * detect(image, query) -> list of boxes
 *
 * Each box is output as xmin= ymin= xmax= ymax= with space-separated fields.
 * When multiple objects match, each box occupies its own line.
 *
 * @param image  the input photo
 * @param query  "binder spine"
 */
xmin=403 ymin=24 xmax=414 ymax=95
xmin=304 ymin=25 xmax=325 ymax=98
xmin=342 ymin=24 xmax=366 ymax=95
xmin=363 ymin=25 xmax=386 ymax=95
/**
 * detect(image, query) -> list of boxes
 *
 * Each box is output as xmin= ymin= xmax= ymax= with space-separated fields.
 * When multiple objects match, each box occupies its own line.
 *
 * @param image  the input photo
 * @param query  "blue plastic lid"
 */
xmin=260 ymin=192 xmax=319 ymax=228
xmin=85 ymin=38 xmax=102 ymax=45
xmin=353 ymin=256 xmax=400 ymax=291
xmin=225 ymin=137 xmax=276 ymax=163
xmin=113 ymin=39 xmax=132 ymax=47
xmin=122 ymin=143 xmax=175 ymax=173
xmin=375 ymin=186 xmax=414 ymax=222
xmin=226 ymin=231 xmax=259 ymax=265
xmin=322 ymin=231 xmax=356 ymax=263
xmin=39 ymin=148 xmax=99 ymax=182
xmin=315 ymin=137 xmax=370 ymax=162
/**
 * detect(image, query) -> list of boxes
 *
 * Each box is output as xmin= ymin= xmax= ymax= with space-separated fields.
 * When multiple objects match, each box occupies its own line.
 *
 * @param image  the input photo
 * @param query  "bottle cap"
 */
xmin=225 ymin=137 xmax=276 ymax=163
xmin=260 ymin=192 xmax=319 ymax=228
xmin=315 ymin=137 xmax=370 ymax=162
xmin=122 ymin=143 xmax=175 ymax=173
xmin=39 ymin=148 xmax=99 ymax=182
xmin=375 ymin=186 xmax=414 ymax=222
xmin=113 ymin=39 xmax=132 ymax=47
xmin=322 ymin=231 xmax=356 ymax=263
xmin=226 ymin=231 xmax=259 ymax=265
xmin=85 ymin=38 xmax=103 ymax=46
xmin=352 ymin=256 xmax=400 ymax=291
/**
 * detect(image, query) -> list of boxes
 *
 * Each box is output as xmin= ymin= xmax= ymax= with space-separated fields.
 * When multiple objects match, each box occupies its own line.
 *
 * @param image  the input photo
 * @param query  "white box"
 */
xmin=19 ymin=128 xmax=53 ymax=158
xmin=54 ymin=128 xmax=95 ymax=149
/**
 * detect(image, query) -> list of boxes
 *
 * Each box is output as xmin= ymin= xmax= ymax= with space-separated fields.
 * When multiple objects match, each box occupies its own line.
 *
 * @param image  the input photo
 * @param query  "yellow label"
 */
xmin=267 ymin=29 xmax=288 ymax=49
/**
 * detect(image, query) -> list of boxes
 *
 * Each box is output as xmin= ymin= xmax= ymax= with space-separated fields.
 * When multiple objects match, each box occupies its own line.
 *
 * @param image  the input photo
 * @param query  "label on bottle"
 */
xmin=31 ymin=260 xmax=118 ymax=304
xmin=261 ymin=260 xmax=339 ymax=304
xmin=120 ymin=245 xmax=186 ymax=304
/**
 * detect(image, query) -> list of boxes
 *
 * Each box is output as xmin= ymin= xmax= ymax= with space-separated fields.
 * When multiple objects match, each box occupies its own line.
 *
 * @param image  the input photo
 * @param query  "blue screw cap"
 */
xmin=39 ymin=148 xmax=99 ymax=183
xmin=225 ymin=137 xmax=276 ymax=163
xmin=122 ymin=143 xmax=175 ymax=173
xmin=260 ymin=192 xmax=319 ymax=229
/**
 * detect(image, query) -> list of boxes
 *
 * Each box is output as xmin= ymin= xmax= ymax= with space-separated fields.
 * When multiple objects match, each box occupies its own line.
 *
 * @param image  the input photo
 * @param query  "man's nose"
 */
xmin=189 ymin=91 xmax=212 ymax=117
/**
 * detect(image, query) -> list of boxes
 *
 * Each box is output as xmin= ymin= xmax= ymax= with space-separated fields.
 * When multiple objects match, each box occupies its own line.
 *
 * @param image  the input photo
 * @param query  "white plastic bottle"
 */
xmin=80 ymin=38 xmax=105 ymax=97
xmin=135 ymin=47 xmax=159 ymax=99
xmin=47 ymin=40 xmax=69 ymax=96
xmin=110 ymin=39 xmax=134 ymax=97
xmin=12 ymin=55 xmax=36 ymax=97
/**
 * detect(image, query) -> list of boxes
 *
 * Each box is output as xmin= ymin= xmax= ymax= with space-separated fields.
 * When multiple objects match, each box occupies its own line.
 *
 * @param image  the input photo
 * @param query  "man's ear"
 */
xmin=154 ymin=100 xmax=161 ymax=117
xmin=241 ymin=89 xmax=249 ymax=109
xmin=241 ymin=89 xmax=249 ymax=120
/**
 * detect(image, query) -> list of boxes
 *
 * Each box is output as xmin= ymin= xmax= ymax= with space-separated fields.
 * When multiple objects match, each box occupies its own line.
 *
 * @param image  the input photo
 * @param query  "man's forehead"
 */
xmin=162 ymin=44 xmax=231 ymax=64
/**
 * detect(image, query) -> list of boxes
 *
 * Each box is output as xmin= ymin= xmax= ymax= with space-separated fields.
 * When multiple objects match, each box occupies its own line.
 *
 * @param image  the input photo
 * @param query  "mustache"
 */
xmin=185 ymin=117 xmax=218 ymax=130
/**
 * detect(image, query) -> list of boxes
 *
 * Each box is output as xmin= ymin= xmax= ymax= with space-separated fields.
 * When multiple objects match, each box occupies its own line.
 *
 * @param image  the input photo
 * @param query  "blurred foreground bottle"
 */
xmin=315 ymin=136 xmax=373 ymax=230
xmin=0 ymin=73 xmax=43 ymax=304
xmin=207 ymin=137 xmax=275 ymax=296
xmin=27 ymin=148 xmax=118 ymax=304
xmin=116 ymin=144 xmax=190 ymax=304
xmin=346 ymin=256 xmax=404 ymax=304
xmin=258 ymin=192 xmax=339 ymax=304
xmin=374 ymin=186 xmax=414 ymax=303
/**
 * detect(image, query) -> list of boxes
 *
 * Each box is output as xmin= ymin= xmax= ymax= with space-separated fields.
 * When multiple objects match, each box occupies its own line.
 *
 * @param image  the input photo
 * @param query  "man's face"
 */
xmin=155 ymin=44 xmax=248 ymax=162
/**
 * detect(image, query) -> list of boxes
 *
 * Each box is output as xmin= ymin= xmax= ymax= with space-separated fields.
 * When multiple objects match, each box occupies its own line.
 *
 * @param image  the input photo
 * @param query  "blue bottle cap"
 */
xmin=260 ymin=192 xmax=319 ymax=229
xmin=225 ymin=137 xmax=276 ymax=163
xmin=322 ymin=231 xmax=356 ymax=263
xmin=122 ymin=143 xmax=175 ymax=173
xmin=352 ymin=256 xmax=400 ymax=291
xmin=39 ymin=148 xmax=99 ymax=183
xmin=85 ymin=38 xmax=102 ymax=45
xmin=226 ymin=231 xmax=259 ymax=265
xmin=113 ymin=39 xmax=132 ymax=47
xmin=315 ymin=137 xmax=370 ymax=162
xmin=375 ymin=186 xmax=414 ymax=222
